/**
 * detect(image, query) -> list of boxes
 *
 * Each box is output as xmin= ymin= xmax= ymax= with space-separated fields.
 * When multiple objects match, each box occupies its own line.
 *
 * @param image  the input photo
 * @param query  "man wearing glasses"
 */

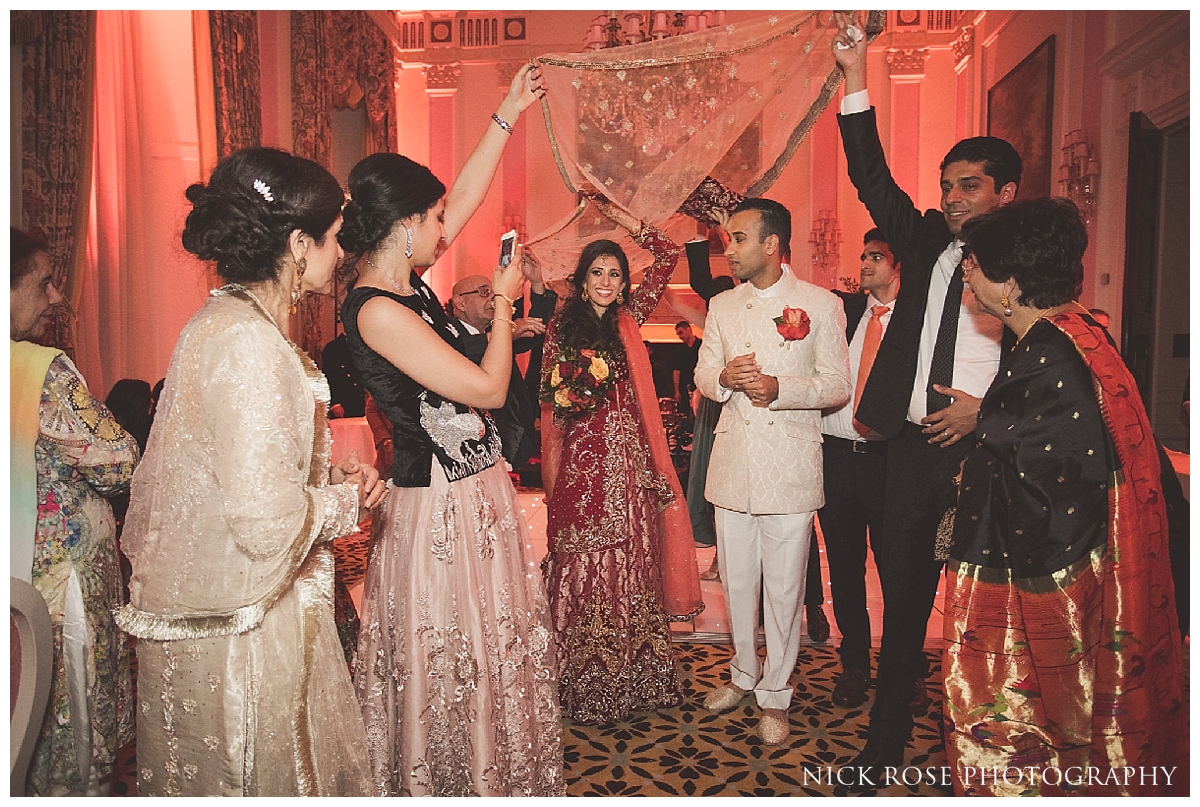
xmin=448 ymin=253 xmax=558 ymax=472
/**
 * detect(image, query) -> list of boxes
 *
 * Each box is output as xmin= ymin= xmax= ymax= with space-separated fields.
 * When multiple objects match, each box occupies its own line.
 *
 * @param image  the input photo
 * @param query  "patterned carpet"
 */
xmin=557 ymin=642 xmax=952 ymax=797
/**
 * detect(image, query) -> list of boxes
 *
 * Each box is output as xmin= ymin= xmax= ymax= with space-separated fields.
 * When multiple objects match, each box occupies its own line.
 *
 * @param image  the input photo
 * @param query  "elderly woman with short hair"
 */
xmin=942 ymin=197 xmax=1188 ymax=796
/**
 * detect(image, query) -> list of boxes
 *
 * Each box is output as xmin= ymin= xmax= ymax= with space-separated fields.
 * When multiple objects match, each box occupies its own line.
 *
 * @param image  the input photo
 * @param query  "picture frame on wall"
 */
xmin=987 ymin=36 xmax=1056 ymax=198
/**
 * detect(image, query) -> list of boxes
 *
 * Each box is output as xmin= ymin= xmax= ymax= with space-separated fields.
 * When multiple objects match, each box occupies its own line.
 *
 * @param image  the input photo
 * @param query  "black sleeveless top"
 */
xmin=341 ymin=272 xmax=502 ymax=487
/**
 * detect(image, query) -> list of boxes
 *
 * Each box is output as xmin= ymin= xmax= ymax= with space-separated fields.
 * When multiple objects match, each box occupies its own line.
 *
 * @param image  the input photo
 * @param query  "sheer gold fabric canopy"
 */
xmin=528 ymin=10 xmax=884 ymax=282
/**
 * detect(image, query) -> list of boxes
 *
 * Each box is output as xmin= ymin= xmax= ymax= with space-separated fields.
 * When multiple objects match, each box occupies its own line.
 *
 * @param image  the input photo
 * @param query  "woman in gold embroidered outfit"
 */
xmin=341 ymin=63 xmax=564 ymax=797
xmin=540 ymin=196 xmax=703 ymax=725
xmin=116 ymin=148 xmax=386 ymax=796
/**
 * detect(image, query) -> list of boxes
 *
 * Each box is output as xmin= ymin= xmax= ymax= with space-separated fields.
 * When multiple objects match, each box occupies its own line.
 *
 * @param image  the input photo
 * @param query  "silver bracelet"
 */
xmin=491 ymin=112 xmax=514 ymax=135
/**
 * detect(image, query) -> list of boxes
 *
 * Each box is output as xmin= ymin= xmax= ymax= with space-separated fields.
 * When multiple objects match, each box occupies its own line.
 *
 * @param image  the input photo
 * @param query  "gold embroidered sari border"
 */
xmin=946 ymin=543 xmax=1105 ymax=595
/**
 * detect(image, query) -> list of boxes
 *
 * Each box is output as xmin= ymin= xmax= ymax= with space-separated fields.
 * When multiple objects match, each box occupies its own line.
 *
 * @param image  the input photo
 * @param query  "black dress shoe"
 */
xmin=806 ymin=604 xmax=830 ymax=643
xmin=842 ymin=735 xmax=906 ymax=792
xmin=909 ymin=679 xmax=932 ymax=715
xmin=832 ymin=667 xmax=869 ymax=708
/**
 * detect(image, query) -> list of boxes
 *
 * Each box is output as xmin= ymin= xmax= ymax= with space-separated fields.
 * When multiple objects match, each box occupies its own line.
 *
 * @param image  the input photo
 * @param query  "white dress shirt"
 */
xmin=821 ymin=293 xmax=894 ymax=441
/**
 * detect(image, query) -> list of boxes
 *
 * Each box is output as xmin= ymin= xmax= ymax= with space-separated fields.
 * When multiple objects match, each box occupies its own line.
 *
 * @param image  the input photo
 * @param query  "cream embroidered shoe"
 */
xmin=758 ymin=708 xmax=790 ymax=745
xmin=703 ymin=684 xmax=749 ymax=714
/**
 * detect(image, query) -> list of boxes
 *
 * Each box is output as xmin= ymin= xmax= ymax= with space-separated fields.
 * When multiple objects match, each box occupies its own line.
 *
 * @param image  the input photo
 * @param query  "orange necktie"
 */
xmin=852 ymin=304 xmax=888 ymax=436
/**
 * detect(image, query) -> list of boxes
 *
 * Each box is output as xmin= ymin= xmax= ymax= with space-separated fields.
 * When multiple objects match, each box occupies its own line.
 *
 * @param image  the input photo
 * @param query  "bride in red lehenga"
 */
xmin=539 ymin=196 xmax=702 ymax=724
xmin=529 ymin=10 xmax=882 ymax=725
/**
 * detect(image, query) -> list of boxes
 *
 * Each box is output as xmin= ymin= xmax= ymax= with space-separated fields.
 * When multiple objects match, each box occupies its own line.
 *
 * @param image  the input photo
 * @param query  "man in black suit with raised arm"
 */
xmin=831 ymin=12 xmax=1021 ymax=784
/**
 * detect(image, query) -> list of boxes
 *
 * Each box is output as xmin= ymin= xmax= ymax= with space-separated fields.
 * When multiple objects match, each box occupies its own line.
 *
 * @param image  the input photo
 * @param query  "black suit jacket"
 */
xmin=833 ymin=289 xmax=869 ymax=344
xmin=685 ymin=239 xmax=736 ymax=304
xmin=452 ymin=287 xmax=558 ymax=467
xmin=837 ymin=108 xmax=1013 ymax=439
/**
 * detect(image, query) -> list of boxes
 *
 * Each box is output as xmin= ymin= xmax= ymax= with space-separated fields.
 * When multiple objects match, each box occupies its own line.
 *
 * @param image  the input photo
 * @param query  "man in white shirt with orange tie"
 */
xmin=817 ymin=228 xmax=900 ymax=712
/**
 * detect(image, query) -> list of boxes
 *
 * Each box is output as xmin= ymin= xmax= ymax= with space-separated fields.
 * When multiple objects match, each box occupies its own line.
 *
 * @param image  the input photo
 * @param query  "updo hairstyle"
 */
xmin=11 ymin=226 xmax=49 ymax=289
xmin=338 ymin=153 xmax=446 ymax=255
xmin=181 ymin=147 xmax=344 ymax=285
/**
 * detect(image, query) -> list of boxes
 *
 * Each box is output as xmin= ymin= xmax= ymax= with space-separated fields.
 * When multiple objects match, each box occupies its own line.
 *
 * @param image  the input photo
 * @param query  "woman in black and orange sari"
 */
xmin=943 ymin=197 xmax=1187 ymax=796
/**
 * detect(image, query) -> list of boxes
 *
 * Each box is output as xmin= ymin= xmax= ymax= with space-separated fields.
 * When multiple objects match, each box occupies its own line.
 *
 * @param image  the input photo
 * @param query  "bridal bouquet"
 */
xmin=541 ymin=347 xmax=614 ymax=417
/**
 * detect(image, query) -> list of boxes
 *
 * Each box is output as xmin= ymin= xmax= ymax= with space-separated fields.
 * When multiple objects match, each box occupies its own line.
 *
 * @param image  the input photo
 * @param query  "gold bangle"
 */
xmin=491 ymin=317 xmax=514 ymax=326
xmin=493 ymin=293 xmax=515 ymax=307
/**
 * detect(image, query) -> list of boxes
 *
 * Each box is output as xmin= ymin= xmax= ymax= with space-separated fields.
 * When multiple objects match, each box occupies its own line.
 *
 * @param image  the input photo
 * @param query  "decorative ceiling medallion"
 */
xmin=504 ymin=17 xmax=526 ymax=41
xmin=429 ymin=18 xmax=453 ymax=45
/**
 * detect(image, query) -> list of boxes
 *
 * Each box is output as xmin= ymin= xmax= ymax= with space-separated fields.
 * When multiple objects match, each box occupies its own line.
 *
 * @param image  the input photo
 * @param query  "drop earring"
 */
xmin=1001 ymin=295 xmax=1012 ymax=317
xmin=290 ymin=256 xmax=307 ymax=315
xmin=581 ymin=289 xmax=589 ymax=302
xmin=616 ymin=291 xmax=625 ymax=304
xmin=404 ymin=227 xmax=414 ymax=259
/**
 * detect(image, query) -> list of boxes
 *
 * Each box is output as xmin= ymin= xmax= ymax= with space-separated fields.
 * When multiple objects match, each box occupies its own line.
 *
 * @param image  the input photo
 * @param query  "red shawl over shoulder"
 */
xmin=943 ymin=310 xmax=1188 ymax=795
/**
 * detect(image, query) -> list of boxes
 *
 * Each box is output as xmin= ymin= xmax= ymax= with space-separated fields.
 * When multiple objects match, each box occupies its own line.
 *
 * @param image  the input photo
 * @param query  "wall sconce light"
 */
xmin=1058 ymin=129 xmax=1100 ymax=226
xmin=809 ymin=209 xmax=842 ymax=275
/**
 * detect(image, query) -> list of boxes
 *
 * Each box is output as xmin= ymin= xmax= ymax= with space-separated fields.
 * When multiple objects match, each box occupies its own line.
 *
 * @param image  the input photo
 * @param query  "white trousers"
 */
xmin=714 ymin=507 xmax=815 ymax=710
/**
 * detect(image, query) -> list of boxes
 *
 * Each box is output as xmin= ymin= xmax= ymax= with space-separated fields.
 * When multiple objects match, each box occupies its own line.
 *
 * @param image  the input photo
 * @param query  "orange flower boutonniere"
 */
xmin=773 ymin=307 xmax=811 ymax=342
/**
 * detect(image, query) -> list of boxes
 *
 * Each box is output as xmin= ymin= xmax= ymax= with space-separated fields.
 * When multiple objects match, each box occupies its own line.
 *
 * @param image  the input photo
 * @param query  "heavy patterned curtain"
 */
xmin=209 ymin=10 xmax=262 ymax=157
xmin=14 ymin=10 xmax=96 ymax=358
xmin=330 ymin=10 xmax=398 ymax=155
xmin=528 ymin=10 xmax=884 ymax=283
xmin=290 ymin=10 xmax=398 ymax=363
xmin=290 ymin=10 xmax=335 ymax=362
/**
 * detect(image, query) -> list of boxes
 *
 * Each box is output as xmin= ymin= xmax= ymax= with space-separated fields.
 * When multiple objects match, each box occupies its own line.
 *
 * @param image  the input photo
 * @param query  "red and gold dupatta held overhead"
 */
xmin=943 ymin=310 xmax=1188 ymax=796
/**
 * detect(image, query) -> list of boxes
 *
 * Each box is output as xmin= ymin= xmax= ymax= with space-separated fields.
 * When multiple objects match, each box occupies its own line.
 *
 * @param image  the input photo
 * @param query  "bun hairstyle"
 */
xmin=181 ymin=147 xmax=343 ymax=285
xmin=11 ymin=226 xmax=49 ymax=289
xmin=555 ymin=238 xmax=629 ymax=357
xmin=338 ymin=153 xmax=447 ymax=255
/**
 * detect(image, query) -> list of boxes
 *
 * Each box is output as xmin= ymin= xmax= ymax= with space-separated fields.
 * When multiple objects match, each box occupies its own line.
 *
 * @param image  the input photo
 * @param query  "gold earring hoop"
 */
xmin=616 ymin=291 xmax=625 ymax=304
xmin=581 ymin=289 xmax=589 ymax=302
xmin=1001 ymin=295 xmax=1012 ymax=317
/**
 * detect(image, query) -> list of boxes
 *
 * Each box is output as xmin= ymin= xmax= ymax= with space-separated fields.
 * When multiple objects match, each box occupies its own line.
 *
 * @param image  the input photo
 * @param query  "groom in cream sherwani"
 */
xmin=694 ymin=198 xmax=851 ymax=745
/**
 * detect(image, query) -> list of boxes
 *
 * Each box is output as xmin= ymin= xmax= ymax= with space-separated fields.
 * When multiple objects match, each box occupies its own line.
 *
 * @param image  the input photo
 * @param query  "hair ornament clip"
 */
xmin=253 ymin=179 xmax=275 ymax=203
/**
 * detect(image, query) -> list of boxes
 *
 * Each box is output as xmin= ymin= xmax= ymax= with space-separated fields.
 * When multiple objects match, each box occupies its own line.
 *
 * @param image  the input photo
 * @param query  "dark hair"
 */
xmin=339 ymin=153 xmax=447 ymax=255
xmin=733 ymin=197 xmax=791 ymax=257
xmin=11 ymin=227 xmax=49 ymax=289
xmin=181 ymin=147 xmax=343 ymax=285
xmin=940 ymin=136 xmax=1023 ymax=195
xmin=675 ymin=320 xmax=691 ymax=330
xmin=150 ymin=378 xmax=166 ymax=423
xmin=863 ymin=227 xmax=889 ymax=246
xmin=554 ymin=239 xmax=630 ymax=356
xmin=961 ymin=197 xmax=1086 ymax=309
xmin=106 ymin=378 xmax=153 ymax=453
